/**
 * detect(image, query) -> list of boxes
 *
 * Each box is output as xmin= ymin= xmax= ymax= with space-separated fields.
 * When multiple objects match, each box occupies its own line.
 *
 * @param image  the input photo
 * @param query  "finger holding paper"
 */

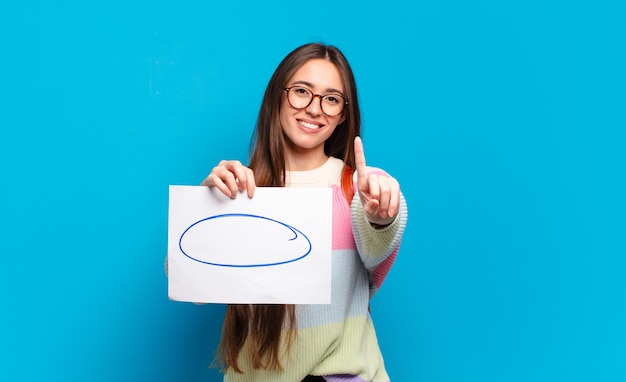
xmin=200 ymin=160 xmax=256 ymax=199
xmin=354 ymin=136 xmax=400 ymax=226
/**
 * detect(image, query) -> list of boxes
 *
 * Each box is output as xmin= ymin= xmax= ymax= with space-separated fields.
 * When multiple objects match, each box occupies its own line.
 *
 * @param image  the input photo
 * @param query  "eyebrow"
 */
xmin=290 ymin=80 xmax=345 ymax=96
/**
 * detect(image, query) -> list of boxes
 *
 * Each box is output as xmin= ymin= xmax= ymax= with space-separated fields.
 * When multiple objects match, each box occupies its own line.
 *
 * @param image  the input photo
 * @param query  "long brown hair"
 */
xmin=217 ymin=43 xmax=361 ymax=373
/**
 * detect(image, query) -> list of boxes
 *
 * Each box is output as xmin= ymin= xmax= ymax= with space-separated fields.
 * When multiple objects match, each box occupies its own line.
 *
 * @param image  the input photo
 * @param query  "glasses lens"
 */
xmin=320 ymin=94 xmax=345 ymax=116
xmin=288 ymin=87 xmax=313 ymax=109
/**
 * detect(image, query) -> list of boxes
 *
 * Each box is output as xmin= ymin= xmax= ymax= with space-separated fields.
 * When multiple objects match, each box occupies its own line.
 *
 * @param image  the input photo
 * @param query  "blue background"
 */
xmin=1 ymin=1 xmax=625 ymax=381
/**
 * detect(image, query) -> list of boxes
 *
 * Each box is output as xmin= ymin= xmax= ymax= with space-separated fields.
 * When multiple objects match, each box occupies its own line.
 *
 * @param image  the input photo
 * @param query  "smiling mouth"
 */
xmin=297 ymin=120 xmax=322 ymax=130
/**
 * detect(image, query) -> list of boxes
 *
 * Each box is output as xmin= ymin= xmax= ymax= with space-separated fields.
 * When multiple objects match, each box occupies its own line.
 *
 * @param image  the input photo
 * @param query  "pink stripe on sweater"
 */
xmin=331 ymin=185 xmax=357 ymax=251
xmin=372 ymin=246 xmax=399 ymax=288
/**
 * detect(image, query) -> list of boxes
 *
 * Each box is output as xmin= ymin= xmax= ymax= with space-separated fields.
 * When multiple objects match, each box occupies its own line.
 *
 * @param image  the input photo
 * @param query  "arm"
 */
xmin=352 ymin=137 xmax=409 ymax=296
xmin=352 ymin=189 xmax=407 ymax=273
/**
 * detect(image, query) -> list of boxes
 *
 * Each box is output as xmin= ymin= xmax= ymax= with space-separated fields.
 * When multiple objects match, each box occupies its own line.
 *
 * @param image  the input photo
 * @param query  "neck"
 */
xmin=285 ymin=149 xmax=329 ymax=171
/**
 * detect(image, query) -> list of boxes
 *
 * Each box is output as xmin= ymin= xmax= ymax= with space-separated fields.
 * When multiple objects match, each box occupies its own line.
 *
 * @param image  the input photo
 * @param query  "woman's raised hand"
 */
xmin=200 ymin=160 xmax=256 ymax=199
xmin=354 ymin=137 xmax=400 ymax=226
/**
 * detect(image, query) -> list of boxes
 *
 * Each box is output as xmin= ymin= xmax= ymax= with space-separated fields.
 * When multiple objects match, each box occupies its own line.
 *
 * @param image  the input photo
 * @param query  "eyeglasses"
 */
xmin=284 ymin=86 xmax=348 ymax=117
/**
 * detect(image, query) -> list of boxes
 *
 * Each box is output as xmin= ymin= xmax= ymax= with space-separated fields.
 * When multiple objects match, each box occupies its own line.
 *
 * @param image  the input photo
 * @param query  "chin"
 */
xmin=285 ymin=136 xmax=324 ymax=151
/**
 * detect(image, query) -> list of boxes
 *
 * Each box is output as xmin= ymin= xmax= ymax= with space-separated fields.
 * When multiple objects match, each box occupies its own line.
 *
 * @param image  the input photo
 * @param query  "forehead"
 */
xmin=288 ymin=59 xmax=345 ymax=93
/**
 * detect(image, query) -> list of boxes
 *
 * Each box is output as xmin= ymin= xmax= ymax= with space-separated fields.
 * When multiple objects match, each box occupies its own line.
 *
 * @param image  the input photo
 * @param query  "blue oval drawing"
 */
xmin=178 ymin=213 xmax=312 ymax=267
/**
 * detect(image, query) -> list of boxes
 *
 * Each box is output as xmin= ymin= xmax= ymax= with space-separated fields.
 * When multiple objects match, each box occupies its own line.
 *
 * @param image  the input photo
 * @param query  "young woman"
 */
xmin=201 ymin=43 xmax=408 ymax=382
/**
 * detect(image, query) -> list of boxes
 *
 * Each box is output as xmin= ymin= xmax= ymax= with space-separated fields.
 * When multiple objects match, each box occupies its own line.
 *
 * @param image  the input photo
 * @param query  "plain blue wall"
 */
xmin=2 ymin=1 xmax=625 ymax=381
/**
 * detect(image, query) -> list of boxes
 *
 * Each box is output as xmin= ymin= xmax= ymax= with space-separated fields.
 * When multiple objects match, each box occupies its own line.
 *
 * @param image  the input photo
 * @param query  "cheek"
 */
xmin=328 ymin=115 xmax=344 ymax=130
xmin=279 ymin=96 xmax=294 ymax=120
xmin=323 ymin=122 xmax=340 ymax=139
xmin=278 ymin=99 xmax=288 ymax=126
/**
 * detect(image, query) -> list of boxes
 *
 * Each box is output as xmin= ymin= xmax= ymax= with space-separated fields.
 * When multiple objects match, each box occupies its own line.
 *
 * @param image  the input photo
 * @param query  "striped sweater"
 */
xmin=224 ymin=157 xmax=408 ymax=382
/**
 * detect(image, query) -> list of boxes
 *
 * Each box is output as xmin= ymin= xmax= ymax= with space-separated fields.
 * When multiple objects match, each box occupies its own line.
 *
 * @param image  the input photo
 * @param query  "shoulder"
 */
xmin=327 ymin=156 xmax=345 ymax=171
xmin=327 ymin=156 xmax=346 ymax=186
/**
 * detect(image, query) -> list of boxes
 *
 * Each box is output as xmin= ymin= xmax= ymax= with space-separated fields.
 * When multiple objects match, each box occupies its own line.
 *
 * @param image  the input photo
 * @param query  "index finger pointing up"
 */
xmin=354 ymin=136 xmax=368 ymax=182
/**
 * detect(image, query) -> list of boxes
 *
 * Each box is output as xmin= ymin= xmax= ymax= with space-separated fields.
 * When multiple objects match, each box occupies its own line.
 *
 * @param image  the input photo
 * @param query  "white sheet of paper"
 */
xmin=167 ymin=185 xmax=332 ymax=304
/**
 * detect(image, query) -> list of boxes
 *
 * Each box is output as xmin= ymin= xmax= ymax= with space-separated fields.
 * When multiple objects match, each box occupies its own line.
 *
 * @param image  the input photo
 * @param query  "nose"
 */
xmin=305 ymin=94 xmax=323 ymax=116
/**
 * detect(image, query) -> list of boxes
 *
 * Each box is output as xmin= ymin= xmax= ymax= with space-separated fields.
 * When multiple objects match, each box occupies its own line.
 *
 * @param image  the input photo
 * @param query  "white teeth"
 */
xmin=299 ymin=120 xmax=321 ymax=129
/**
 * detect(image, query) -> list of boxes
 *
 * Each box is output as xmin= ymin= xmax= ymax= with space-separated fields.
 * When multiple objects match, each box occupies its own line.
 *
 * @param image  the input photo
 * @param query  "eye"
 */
xmin=324 ymin=95 xmax=341 ymax=105
xmin=293 ymin=87 xmax=311 ymax=97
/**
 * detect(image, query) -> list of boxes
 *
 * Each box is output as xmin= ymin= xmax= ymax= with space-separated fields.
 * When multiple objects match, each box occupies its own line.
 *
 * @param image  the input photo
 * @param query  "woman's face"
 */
xmin=279 ymin=58 xmax=346 ymax=168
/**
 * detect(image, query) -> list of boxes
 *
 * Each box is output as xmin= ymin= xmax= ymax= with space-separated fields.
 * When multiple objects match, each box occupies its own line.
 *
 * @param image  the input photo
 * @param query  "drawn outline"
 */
xmin=178 ymin=213 xmax=312 ymax=268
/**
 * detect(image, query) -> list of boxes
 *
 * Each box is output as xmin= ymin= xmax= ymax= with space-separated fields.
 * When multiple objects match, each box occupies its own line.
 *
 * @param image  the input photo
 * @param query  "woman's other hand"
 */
xmin=354 ymin=137 xmax=400 ymax=226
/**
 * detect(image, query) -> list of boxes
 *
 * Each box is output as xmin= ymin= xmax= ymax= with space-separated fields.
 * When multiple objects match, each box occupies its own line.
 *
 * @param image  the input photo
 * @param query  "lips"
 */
xmin=297 ymin=119 xmax=323 ymax=130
